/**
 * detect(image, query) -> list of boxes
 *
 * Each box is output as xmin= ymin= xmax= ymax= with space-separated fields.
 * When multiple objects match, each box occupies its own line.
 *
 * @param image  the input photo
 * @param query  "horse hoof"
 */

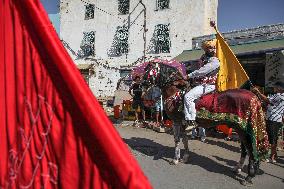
xmin=182 ymin=154 xmax=190 ymax=164
xmin=232 ymin=167 xmax=242 ymax=174
xmin=170 ymin=159 xmax=179 ymax=165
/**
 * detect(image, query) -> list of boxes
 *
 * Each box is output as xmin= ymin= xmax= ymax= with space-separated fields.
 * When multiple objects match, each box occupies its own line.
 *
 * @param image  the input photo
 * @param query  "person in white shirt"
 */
xmin=265 ymin=82 xmax=284 ymax=163
xmin=183 ymin=39 xmax=220 ymax=142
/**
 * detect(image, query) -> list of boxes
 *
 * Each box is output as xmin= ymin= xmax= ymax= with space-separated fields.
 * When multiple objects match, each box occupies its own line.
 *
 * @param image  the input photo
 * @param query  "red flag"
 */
xmin=0 ymin=0 xmax=152 ymax=188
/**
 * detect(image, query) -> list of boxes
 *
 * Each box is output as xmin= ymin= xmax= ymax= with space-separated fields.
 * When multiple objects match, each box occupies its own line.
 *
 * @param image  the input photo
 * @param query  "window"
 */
xmin=85 ymin=4 xmax=94 ymax=20
xmin=108 ymin=25 xmax=129 ymax=57
xmin=154 ymin=24 xmax=170 ymax=53
xmin=118 ymin=0 xmax=129 ymax=15
xmin=80 ymin=31 xmax=95 ymax=57
xmin=156 ymin=0 xmax=169 ymax=10
xmin=108 ymin=26 xmax=128 ymax=56
xmin=120 ymin=69 xmax=131 ymax=78
xmin=116 ymin=26 xmax=129 ymax=54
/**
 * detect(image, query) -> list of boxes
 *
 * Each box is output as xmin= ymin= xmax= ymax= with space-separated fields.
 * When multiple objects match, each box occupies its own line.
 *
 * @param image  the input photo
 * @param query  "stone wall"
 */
xmin=76 ymin=59 xmax=120 ymax=98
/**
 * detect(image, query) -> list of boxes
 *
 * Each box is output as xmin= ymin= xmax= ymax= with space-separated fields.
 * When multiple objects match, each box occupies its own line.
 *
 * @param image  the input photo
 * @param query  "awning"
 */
xmin=76 ymin=63 xmax=94 ymax=70
xmin=174 ymin=38 xmax=284 ymax=62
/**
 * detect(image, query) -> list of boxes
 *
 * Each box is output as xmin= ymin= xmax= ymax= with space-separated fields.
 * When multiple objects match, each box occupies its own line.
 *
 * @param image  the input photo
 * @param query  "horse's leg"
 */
xmin=172 ymin=121 xmax=181 ymax=165
xmin=240 ymin=156 xmax=256 ymax=186
xmin=241 ymin=142 xmax=259 ymax=186
xmin=182 ymin=128 xmax=190 ymax=163
xmin=233 ymin=142 xmax=246 ymax=173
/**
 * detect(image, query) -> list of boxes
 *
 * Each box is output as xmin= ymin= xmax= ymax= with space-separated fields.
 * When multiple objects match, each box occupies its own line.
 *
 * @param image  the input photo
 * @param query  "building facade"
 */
xmin=60 ymin=0 xmax=218 ymax=97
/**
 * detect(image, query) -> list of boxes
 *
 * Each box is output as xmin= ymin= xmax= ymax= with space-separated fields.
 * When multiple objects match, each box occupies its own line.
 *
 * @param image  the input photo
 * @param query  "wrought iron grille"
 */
xmin=85 ymin=4 xmax=94 ymax=20
xmin=154 ymin=24 xmax=170 ymax=53
xmin=108 ymin=25 xmax=129 ymax=57
xmin=80 ymin=31 xmax=95 ymax=57
xmin=157 ymin=0 xmax=169 ymax=10
xmin=118 ymin=0 xmax=129 ymax=14
xmin=114 ymin=26 xmax=129 ymax=55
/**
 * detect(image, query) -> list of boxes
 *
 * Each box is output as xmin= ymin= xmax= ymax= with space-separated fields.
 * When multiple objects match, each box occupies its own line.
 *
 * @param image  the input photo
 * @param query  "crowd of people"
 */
xmin=128 ymin=75 xmax=162 ymax=127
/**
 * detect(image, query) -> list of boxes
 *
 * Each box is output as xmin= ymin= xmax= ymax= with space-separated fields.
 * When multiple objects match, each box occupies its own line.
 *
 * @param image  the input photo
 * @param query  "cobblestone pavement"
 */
xmin=114 ymin=121 xmax=284 ymax=189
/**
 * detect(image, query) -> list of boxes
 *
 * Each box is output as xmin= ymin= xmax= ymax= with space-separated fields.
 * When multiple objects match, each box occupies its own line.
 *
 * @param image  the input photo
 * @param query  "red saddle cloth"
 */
xmin=196 ymin=89 xmax=269 ymax=161
xmin=196 ymin=89 xmax=255 ymax=119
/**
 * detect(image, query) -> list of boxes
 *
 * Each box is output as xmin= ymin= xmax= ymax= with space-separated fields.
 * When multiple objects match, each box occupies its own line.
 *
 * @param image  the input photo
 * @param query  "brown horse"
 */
xmin=143 ymin=63 xmax=269 ymax=185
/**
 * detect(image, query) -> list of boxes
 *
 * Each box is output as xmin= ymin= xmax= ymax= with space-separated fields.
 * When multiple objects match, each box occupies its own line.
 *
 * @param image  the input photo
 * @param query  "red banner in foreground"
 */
xmin=0 ymin=0 xmax=152 ymax=188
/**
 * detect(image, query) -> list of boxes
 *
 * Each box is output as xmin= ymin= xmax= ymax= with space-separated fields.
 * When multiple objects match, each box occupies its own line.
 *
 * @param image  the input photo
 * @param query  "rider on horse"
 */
xmin=184 ymin=39 xmax=220 ymax=129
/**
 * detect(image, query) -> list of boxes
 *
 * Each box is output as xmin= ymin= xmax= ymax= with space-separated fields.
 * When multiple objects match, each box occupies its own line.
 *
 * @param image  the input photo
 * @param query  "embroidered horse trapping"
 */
xmin=196 ymin=89 xmax=270 ymax=161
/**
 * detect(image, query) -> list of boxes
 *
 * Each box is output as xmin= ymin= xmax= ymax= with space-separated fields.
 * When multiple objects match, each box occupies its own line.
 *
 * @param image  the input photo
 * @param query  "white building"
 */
xmin=60 ymin=0 xmax=218 ymax=97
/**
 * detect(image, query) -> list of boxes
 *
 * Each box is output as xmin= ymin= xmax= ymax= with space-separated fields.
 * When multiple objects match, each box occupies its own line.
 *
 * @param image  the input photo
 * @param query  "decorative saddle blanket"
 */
xmin=196 ymin=89 xmax=269 ymax=161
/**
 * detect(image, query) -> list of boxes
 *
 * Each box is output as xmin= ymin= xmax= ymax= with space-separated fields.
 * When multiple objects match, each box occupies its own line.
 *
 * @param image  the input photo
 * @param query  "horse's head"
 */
xmin=159 ymin=64 xmax=189 ymax=94
xmin=140 ymin=62 xmax=189 ymax=109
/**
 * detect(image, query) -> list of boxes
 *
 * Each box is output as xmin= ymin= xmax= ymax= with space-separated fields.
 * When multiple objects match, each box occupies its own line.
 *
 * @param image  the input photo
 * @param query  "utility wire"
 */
xmin=79 ymin=0 xmax=144 ymax=27
xmin=76 ymin=0 xmax=147 ymax=66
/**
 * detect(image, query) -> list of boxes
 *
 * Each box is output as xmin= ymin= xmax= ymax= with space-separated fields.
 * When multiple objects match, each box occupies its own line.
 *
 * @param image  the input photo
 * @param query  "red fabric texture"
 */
xmin=196 ymin=89 xmax=255 ymax=119
xmin=0 ymin=0 xmax=152 ymax=188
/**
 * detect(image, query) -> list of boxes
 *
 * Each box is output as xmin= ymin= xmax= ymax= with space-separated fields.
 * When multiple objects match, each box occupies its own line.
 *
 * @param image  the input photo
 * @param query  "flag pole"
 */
xmin=208 ymin=21 xmax=270 ymax=104
xmin=209 ymin=21 xmax=254 ymax=90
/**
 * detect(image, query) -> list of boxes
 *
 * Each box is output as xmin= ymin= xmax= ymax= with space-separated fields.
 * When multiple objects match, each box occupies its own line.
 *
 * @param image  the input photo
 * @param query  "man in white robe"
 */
xmin=184 ymin=40 xmax=220 ymax=138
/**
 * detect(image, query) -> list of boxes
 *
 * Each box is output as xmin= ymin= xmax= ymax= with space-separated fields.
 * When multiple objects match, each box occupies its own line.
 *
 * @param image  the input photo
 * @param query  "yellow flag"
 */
xmin=215 ymin=30 xmax=250 ymax=91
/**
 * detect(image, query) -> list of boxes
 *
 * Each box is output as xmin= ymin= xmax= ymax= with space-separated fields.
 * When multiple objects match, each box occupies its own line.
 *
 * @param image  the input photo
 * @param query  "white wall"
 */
xmin=60 ymin=0 xmax=218 ymax=96
xmin=60 ymin=0 xmax=217 ymax=65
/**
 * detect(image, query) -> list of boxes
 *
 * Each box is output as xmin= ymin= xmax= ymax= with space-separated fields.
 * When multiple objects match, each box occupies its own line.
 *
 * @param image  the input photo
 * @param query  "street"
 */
xmin=114 ymin=121 xmax=284 ymax=189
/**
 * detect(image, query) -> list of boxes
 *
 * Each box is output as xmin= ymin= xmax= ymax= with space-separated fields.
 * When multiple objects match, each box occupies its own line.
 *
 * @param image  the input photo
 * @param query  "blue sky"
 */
xmin=218 ymin=0 xmax=284 ymax=31
xmin=41 ymin=0 xmax=284 ymax=33
xmin=41 ymin=0 xmax=58 ymax=14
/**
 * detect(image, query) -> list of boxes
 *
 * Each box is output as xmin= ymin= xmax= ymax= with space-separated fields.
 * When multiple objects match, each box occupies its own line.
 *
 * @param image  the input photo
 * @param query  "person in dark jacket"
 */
xmin=129 ymin=76 xmax=146 ymax=125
